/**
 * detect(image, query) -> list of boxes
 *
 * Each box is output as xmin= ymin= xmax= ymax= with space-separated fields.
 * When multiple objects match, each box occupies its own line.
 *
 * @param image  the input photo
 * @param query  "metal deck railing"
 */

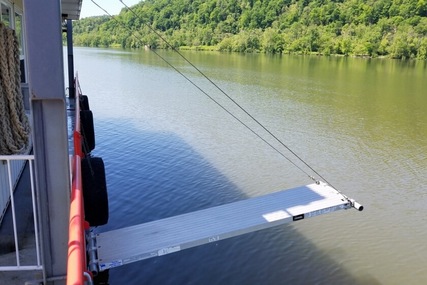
xmin=0 ymin=156 xmax=25 ymax=223
xmin=0 ymin=154 xmax=43 ymax=272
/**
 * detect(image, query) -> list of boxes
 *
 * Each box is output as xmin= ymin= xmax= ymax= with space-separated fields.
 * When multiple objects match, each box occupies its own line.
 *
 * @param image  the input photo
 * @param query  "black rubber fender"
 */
xmin=80 ymin=95 xmax=90 ymax=111
xmin=81 ymin=156 xmax=109 ymax=226
xmin=80 ymin=110 xmax=95 ymax=154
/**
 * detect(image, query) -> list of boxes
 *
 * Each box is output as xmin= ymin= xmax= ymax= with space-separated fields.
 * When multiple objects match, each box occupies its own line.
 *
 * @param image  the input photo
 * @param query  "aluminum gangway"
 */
xmin=93 ymin=182 xmax=362 ymax=272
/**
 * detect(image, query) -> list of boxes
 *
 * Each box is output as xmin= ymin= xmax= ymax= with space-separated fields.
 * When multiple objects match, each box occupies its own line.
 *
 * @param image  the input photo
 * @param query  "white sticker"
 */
xmin=158 ymin=246 xmax=181 ymax=256
xmin=100 ymin=259 xmax=123 ymax=270
xmin=263 ymin=210 xmax=289 ymax=222
xmin=209 ymin=235 xmax=220 ymax=242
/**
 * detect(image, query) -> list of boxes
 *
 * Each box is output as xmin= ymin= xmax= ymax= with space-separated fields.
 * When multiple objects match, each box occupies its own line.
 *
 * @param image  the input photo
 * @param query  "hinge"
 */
xmin=86 ymin=229 xmax=99 ymax=276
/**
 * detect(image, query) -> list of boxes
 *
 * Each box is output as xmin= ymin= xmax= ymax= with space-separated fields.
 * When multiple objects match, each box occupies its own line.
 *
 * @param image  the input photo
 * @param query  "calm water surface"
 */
xmin=71 ymin=47 xmax=427 ymax=285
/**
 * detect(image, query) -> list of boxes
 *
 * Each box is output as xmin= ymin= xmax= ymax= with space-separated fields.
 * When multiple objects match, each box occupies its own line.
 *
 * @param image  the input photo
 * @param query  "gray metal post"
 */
xmin=23 ymin=1 xmax=70 ymax=284
xmin=67 ymin=19 xmax=75 ymax=98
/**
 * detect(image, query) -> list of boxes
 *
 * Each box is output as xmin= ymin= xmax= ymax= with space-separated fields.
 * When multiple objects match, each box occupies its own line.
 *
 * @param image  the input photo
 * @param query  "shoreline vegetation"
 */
xmin=73 ymin=0 xmax=427 ymax=60
xmin=100 ymin=43 xmax=388 ymax=59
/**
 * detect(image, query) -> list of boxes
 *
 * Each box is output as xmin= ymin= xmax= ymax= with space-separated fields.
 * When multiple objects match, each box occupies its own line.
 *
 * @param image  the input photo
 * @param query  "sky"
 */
xmin=80 ymin=0 xmax=141 ymax=18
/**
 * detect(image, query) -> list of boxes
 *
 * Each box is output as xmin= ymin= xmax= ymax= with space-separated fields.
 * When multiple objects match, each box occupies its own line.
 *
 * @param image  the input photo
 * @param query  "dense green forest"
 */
xmin=73 ymin=0 xmax=427 ymax=59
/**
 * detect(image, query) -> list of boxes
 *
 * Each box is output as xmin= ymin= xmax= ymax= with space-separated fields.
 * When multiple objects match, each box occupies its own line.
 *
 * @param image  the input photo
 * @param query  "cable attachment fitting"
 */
xmin=309 ymin=176 xmax=320 ymax=185
xmin=349 ymin=199 xmax=364 ymax=211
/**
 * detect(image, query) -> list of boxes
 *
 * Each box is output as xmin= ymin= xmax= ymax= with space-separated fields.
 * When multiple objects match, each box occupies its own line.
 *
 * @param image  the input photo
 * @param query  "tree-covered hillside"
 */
xmin=73 ymin=0 xmax=427 ymax=59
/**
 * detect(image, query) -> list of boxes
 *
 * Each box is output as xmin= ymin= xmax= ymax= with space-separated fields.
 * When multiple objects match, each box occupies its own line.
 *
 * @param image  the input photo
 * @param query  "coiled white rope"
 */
xmin=0 ymin=22 xmax=30 ymax=155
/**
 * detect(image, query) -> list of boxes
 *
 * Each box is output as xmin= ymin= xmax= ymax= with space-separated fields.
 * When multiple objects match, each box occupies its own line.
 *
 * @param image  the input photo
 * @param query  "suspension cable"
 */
xmin=90 ymin=0 xmax=337 ymax=189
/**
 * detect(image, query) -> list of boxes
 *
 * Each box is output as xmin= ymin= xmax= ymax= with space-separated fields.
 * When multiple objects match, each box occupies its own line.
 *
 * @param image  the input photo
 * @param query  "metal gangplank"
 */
xmin=94 ymin=182 xmax=362 ymax=272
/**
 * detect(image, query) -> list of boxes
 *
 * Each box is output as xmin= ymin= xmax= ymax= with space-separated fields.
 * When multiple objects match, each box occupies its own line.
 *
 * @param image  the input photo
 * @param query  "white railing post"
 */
xmin=0 ymin=155 xmax=43 ymax=272
xmin=6 ymin=159 xmax=20 ymax=267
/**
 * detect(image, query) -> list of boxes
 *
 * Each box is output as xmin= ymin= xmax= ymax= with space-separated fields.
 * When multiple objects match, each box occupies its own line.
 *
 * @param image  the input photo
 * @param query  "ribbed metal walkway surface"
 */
xmin=96 ymin=182 xmax=351 ymax=271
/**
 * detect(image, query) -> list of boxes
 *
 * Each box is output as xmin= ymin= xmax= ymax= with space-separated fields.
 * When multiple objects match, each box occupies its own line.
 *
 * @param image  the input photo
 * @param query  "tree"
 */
xmin=72 ymin=0 xmax=427 ymax=59
xmin=262 ymin=27 xmax=284 ymax=53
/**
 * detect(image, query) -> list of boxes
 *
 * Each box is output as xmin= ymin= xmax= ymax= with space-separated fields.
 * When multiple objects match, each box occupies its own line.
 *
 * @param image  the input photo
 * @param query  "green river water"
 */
xmin=72 ymin=48 xmax=427 ymax=285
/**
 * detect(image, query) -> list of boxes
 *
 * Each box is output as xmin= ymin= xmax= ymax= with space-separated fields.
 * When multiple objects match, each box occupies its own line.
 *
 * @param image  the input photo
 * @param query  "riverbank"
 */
xmin=74 ymin=43 xmax=414 ymax=61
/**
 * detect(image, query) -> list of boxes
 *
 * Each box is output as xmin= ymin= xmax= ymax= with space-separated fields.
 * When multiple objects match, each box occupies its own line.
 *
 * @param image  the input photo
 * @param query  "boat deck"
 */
xmin=0 ymin=98 xmax=77 ymax=284
xmin=96 ymin=182 xmax=351 ymax=271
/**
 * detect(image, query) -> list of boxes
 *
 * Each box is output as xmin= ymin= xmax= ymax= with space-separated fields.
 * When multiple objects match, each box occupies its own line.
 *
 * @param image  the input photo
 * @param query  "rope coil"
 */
xmin=0 ymin=21 xmax=30 ymax=155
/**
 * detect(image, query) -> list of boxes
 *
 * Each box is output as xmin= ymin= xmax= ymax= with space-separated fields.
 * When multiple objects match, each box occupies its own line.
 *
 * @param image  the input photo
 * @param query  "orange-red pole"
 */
xmin=67 ymin=155 xmax=84 ymax=285
xmin=67 ymin=75 xmax=87 ymax=285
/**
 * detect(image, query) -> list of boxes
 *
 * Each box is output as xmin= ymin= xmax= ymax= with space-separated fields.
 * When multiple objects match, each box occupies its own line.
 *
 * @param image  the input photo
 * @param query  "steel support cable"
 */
xmin=90 ymin=0 xmax=336 ymax=189
xmin=89 ymin=1 xmax=312 ymax=179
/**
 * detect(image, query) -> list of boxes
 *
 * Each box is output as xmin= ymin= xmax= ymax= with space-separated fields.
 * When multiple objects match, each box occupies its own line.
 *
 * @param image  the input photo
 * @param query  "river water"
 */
xmin=70 ymin=47 xmax=427 ymax=285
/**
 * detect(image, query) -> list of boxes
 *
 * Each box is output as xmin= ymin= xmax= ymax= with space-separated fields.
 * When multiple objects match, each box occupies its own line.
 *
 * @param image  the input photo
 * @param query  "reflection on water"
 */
xmin=71 ymin=47 xmax=427 ymax=284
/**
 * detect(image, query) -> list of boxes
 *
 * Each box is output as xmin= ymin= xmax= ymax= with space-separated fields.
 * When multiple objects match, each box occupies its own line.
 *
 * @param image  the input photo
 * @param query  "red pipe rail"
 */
xmin=67 ymin=75 xmax=89 ymax=285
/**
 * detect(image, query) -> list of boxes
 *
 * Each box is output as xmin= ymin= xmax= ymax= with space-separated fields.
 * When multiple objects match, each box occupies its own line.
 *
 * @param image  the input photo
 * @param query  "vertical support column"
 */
xmin=67 ymin=19 xmax=75 ymax=98
xmin=23 ymin=1 xmax=70 ymax=284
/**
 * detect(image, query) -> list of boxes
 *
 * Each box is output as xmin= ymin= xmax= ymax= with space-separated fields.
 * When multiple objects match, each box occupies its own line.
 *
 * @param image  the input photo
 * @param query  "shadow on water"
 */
xmin=93 ymin=119 xmax=372 ymax=285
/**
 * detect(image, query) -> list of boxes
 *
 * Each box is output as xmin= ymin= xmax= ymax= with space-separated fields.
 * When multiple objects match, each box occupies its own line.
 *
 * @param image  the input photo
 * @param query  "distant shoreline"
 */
xmin=71 ymin=44 xmax=416 ymax=61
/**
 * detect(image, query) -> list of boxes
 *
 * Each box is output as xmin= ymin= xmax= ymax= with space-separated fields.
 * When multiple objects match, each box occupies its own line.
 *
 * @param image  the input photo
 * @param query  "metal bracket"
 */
xmin=86 ymin=229 xmax=99 ymax=276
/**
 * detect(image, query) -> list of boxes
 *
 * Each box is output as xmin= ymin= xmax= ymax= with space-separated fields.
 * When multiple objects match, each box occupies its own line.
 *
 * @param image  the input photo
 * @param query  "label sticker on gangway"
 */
xmin=158 ymin=245 xmax=181 ymax=256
